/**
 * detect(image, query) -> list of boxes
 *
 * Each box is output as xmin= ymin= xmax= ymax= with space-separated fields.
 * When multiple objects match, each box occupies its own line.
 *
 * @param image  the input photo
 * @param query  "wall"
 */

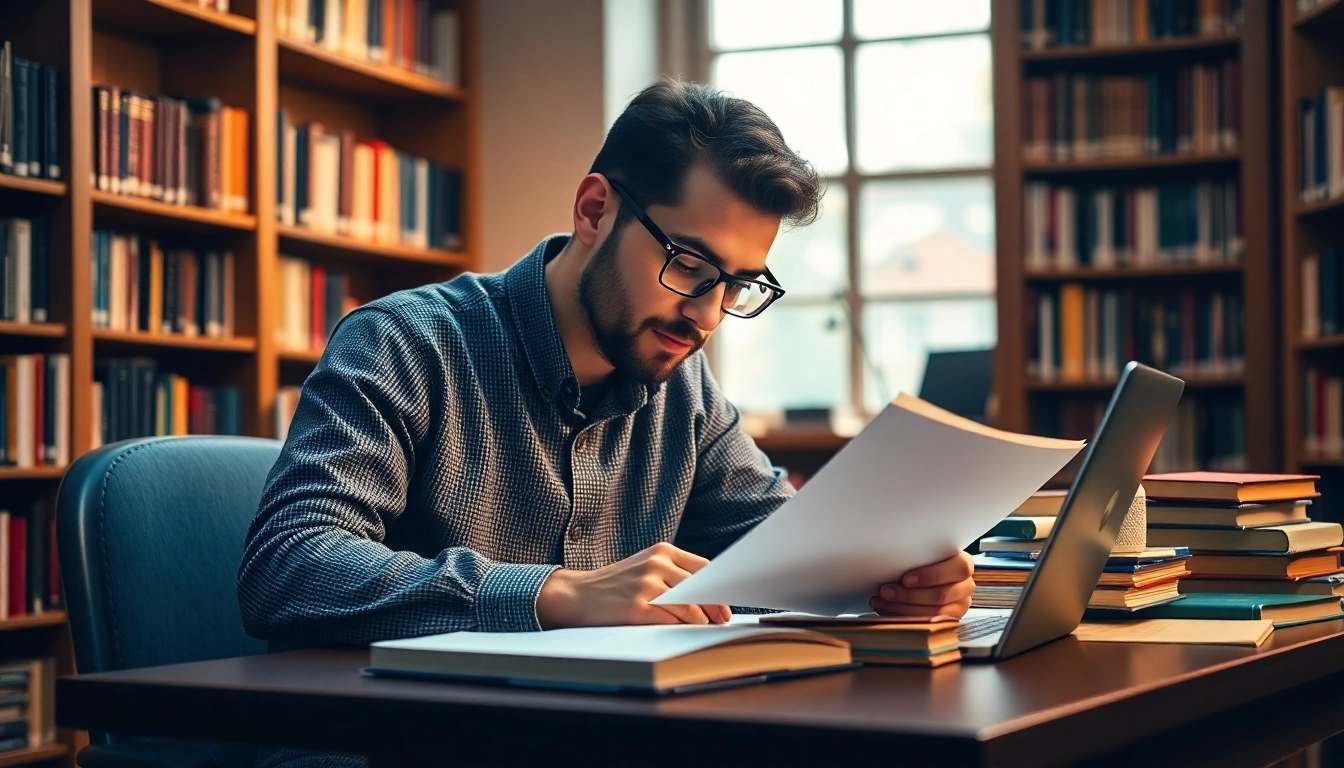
xmin=477 ymin=0 xmax=608 ymax=272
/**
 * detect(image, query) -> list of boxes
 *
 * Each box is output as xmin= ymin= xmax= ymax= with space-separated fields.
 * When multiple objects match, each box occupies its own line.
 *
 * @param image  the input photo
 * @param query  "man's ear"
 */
xmin=572 ymin=174 xmax=614 ymax=249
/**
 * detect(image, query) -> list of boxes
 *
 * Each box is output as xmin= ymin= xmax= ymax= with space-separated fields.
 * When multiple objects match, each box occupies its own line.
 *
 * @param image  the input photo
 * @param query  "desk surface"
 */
xmin=58 ymin=620 xmax=1344 ymax=767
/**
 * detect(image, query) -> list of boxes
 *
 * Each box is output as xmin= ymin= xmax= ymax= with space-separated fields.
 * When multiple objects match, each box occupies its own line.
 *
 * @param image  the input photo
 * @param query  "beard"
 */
xmin=576 ymin=227 xmax=706 ymax=384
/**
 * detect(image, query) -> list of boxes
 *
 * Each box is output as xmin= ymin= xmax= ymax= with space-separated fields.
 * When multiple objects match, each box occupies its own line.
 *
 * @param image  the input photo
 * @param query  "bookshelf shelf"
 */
xmin=0 ymin=322 xmax=67 ymax=339
xmin=1024 ymin=264 xmax=1243 ymax=282
xmin=276 ymin=225 xmax=470 ymax=268
xmin=1019 ymin=34 xmax=1240 ymax=62
xmin=92 ymin=192 xmax=256 ymax=232
xmin=89 ymin=0 xmax=256 ymax=40
xmin=278 ymin=347 xmax=323 ymax=365
xmin=1296 ymin=0 xmax=1344 ymax=29
xmin=1296 ymin=195 xmax=1344 ymax=219
xmin=0 ymin=466 xmax=66 ymax=482
xmin=92 ymin=330 xmax=257 ymax=353
xmin=0 ymin=611 xmax=68 ymax=633
xmin=0 ymin=745 xmax=69 ymax=768
xmin=1299 ymin=335 xmax=1344 ymax=352
xmin=1026 ymin=375 xmax=1244 ymax=393
xmin=751 ymin=430 xmax=850 ymax=453
xmin=276 ymin=38 xmax=465 ymax=104
xmin=0 ymin=175 xmax=67 ymax=198
xmin=1302 ymin=456 xmax=1344 ymax=468
xmin=1022 ymin=152 xmax=1240 ymax=174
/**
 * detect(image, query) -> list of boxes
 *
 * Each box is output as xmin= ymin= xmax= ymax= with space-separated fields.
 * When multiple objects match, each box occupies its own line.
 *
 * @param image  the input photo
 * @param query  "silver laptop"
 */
xmin=957 ymin=361 xmax=1185 ymax=661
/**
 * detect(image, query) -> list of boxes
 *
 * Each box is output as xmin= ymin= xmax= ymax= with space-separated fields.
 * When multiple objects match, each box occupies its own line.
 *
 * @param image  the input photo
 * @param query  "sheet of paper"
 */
xmin=653 ymin=394 xmax=1084 ymax=615
xmin=1073 ymin=618 xmax=1273 ymax=646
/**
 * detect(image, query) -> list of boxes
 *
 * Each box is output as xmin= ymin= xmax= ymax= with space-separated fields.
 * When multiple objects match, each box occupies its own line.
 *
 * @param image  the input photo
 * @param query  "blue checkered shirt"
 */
xmin=238 ymin=235 xmax=794 ymax=645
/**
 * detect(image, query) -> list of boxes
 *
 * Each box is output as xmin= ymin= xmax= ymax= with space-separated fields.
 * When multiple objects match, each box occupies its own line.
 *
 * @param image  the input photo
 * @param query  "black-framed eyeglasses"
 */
xmin=608 ymin=180 xmax=786 ymax=319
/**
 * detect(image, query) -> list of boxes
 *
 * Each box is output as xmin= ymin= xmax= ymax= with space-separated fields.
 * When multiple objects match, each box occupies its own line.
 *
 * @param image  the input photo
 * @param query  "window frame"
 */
xmin=698 ymin=0 xmax=996 ymax=415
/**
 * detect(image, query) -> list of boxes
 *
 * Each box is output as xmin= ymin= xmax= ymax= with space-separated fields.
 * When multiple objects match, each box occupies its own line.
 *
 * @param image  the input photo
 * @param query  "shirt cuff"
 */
xmin=475 ymin=563 xmax=561 ymax=632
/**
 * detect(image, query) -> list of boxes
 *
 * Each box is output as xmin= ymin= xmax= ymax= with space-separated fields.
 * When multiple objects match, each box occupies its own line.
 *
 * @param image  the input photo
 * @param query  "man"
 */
xmin=238 ymin=80 xmax=975 ymax=645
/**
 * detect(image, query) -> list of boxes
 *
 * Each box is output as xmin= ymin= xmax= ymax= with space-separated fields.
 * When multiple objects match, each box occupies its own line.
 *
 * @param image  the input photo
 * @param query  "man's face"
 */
xmin=577 ymin=166 xmax=781 ymax=384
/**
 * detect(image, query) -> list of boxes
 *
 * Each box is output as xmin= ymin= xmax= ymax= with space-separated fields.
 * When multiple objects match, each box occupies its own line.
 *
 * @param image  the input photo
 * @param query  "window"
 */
xmin=706 ymin=0 xmax=995 ymax=416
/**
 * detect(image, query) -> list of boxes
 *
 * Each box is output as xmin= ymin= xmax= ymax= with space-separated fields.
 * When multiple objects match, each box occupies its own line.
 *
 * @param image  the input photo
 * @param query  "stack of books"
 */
xmin=1298 ymin=86 xmax=1343 ymax=206
xmin=1 ymin=354 xmax=71 ymax=469
xmin=1143 ymin=472 xmax=1344 ymax=598
xmin=1 ymin=42 xmax=62 ymax=181
xmin=92 ymin=359 xmax=242 ymax=444
xmin=0 ymin=502 xmax=60 ymax=619
xmin=1019 ymin=0 xmax=1244 ymax=51
xmin=759 ymin=615 xmax=963 ymax=667
xmin=973 ymin=490 xmax=1191 ymax=612
xmin=1 ymin=217 xmax=50 ymax=324
xmin=276 ymin=256 xmax=357 ymax=353
xmin=276 ymin=0 xmax=459 ymax=86
xmin=0 ymin=658 xmax=55 ymax=755
xmin=90 ymin=230 xmax=235 ymax=340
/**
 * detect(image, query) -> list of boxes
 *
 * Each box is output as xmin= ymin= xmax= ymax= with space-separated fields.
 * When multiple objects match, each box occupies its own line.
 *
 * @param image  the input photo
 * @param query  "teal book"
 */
xmin=985 ymin=516 xmax=1055 ymax=540
xmin=1136 ymin=593 xmax=1344 ymax=627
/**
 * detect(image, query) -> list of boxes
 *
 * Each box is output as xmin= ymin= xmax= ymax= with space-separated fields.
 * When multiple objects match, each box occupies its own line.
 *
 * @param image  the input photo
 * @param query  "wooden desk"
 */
xmin=57 ymin=621 xmax=1344 ymax=767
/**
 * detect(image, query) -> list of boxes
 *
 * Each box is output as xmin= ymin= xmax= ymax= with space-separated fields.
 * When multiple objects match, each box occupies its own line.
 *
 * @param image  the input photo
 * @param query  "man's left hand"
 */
xmin=870 ymin=551 xmax=975 ymax=619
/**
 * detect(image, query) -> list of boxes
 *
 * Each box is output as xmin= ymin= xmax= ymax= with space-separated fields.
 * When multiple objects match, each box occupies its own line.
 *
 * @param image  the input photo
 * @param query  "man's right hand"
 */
xmin=535 ymin=542 xmax=731 ymax=629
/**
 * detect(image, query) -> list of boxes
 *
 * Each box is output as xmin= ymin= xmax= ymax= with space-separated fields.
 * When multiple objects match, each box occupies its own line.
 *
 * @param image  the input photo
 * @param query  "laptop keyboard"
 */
xmin=957 ymin=614 xmax=1009 ymax=641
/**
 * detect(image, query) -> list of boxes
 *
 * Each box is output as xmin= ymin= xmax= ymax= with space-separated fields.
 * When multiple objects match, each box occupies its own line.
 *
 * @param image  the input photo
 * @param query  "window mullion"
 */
xmin=842 ymin=0 xmax=864 ymax=417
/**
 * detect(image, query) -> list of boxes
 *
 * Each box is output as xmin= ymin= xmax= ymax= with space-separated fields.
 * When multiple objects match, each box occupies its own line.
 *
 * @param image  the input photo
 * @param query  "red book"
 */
xmin=189 ymin=386 xmax=205 ymax=435
xmin=402 ymin=0 xmax=416 ymax=71
xmin=310 ymin=264 xmax=326 ymax=352
xmin=8 ymin=515 xmax=26 ymax=618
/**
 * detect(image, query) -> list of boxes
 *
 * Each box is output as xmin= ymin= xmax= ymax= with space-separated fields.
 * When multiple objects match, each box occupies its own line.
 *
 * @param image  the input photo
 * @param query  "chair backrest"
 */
xmin=56 ymin=436 xmax=280 ymax=674
xmin=918 ymin=348 xmax=995 ymax=422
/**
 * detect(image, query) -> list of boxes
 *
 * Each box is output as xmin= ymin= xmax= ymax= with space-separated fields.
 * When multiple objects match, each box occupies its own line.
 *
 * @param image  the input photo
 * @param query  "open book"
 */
xmin=654 ymin=393 xmax=1084 ymax=614
xmin=367 ymin=625 xmax=853 ymax=695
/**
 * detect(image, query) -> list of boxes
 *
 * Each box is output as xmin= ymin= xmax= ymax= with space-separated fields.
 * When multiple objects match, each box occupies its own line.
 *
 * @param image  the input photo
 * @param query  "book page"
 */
xmin=653 ymin=393 xmax=1083 ymax=615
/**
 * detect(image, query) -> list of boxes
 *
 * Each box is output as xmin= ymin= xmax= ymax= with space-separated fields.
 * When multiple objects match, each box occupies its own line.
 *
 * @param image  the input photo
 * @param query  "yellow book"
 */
xmin=1073 ymin=618 xmax=1273 ymax=647
xmin=173 ymin=376 xmax=189 ymax=436
xmin=148 ymin=239 xmax=163 ymax=335
xmin=1059 ymin=283 xmax=1085 ymax=382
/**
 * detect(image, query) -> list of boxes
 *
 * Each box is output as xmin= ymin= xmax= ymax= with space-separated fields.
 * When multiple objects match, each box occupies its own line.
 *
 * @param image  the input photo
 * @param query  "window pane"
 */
xmin=765 ymin=185 xmax=848 ymax=299
xmin=863 ymin=299 xmax=996 ymax=412
xmin=710 ymin=0 xmax=842 ymax=50
xmin=714 ymin=47 xmax=849 ymax=176
xmin=855 ymin=36 xmax=992 ymax=173
xmin=854 ymin=0 xmax=991 ymax=39
xmin=714 ymin=303 xmax=848 ymax=411
xmin=860 ymin=177 xmax=995 ymax=296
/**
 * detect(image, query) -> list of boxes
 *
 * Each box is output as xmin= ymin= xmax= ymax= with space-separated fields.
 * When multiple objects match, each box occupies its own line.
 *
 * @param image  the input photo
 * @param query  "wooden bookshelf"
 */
xmin=0 ymin=745 xmax=69 ymax=768
xmin=1018 ymin=33 xmax=1240 ymax=62
xmin=89 ymin=0 xmax=256 ymax=39
xmin=0 ymin=175 xmax=68 ymax=198
xmin=993 ymin=2 xmax=1278 ymax=472
xmin=276 ymin=224 xmax=470 ymax=268
xmin=91 ymin=191 xmax=257 ymax=232
xmin=276 ymin=38 xmax=466 ymax=103
xmin=1281 ymin=0 xmax=1344 ymax=485
xmin=0 ymin=323 xmax=67 ymax=339
xmin=0 ymin=2 xmax=482 ymax=765
xmin=0 ymin=612 xmax=68 ymax=633
xmin=1021 ymin=151 xmax=1240 ymax=173
xmin=277 ymin=346 xmax=323 ymax=364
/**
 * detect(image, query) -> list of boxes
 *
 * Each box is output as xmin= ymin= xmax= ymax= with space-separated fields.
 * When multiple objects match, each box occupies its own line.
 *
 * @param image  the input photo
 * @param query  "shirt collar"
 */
xmin=504 ymin=235 xmax=657 ymax=418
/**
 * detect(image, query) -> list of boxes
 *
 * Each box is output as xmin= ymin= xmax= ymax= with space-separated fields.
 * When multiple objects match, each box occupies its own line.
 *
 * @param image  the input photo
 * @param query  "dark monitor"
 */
xmin=918 ymin=349 xmax=994 ymax=422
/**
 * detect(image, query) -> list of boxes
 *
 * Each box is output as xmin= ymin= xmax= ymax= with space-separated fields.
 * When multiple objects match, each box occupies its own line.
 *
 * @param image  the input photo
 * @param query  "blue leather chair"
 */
xmin=56 ymin=436 xmax=282 ymax=768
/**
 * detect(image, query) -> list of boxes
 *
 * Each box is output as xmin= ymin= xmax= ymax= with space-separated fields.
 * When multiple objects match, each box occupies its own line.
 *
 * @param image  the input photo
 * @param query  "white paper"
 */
xmin=372 ymin=624 xmax=828 ymax=663
xmin=653 ymin=393 xmax=1085 ymax=615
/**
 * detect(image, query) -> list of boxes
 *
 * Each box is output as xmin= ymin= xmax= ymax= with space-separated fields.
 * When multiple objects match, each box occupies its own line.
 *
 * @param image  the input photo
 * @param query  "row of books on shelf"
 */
xmin=276 ymin=385 xmax=301 ymax=441
xmin=93 ymin=360 xmax=242 ymax=446
xmin=93 ymin=86 xmax=250 ymax=214
xmin=1023 ymin=180 xmax=1242 ymax=271
xmin=0 ymin=502 xmax=58 ymax=620
xmin=91 ymin=230 xmax=236 ymax=339
xmin=276 ymin=113 xmax=463 ymax=250
xmin=1019 ymin=0 xmax=1243 ymax=50
xmin=1 ymin=354 xmax=70 ymax=469
xmin=1027 ymin=284 xmax=1244 ymax=382
xmin=1303 ymin=367 xmax=1344 ymax=459
xmin=1033 ymin=394 xmax=1247 ymax=471
xmin=278 ymin=256 xmax=357 ymax=353
xmin=1299 ymin=86 xmax=1344 ymax=205
xmin=0 ymin=656 xmax=56 ymax=755
xmin=1023 ymin=64 xmax=1239 ymax=162
xmin=276 ymin=0 xmax=460 ymax=86
xmin=976 ymin=474 xmax=1340 ymax=629
xmin=1299 ymin=247 xmax=1344 ymax=341
xmin=1 ymin=218 xmax=49 ymax=324
xmin=1 ymin=42 xmax=61 ymax=181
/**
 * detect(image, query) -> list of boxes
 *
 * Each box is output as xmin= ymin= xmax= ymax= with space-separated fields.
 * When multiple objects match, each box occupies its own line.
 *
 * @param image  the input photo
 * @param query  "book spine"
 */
xmin=12 ymin=59 xmax=29 ymax=177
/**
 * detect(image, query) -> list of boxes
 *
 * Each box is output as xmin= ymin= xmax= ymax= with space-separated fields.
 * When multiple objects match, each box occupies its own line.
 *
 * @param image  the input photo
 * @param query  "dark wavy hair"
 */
xmin=591 ymin=79 xmax=822 ymax=231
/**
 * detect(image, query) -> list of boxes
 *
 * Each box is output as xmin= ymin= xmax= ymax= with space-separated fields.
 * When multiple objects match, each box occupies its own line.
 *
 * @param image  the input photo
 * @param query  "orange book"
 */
xmin=310 ymin=263 xmax=326 ymax=352
xmin=1142 ymin=472 xmax=1321 ymax=503
xmin=1187 ymin=549 xmax=1340 ymax=580
xmin=385 ymin=0 xmax=398 ymax=69
xmin=1134 ymin=0 xmax=1149 ymax=42
xmin=218 ymin=107 xmax=233 ymax=214
xmin=232 ymin=108 xmax=250 ymax=213
xmin=1059 ymin=283 xmax=1085 ymax=382
xmin=148 ymin=240 xmax=163 ymax=335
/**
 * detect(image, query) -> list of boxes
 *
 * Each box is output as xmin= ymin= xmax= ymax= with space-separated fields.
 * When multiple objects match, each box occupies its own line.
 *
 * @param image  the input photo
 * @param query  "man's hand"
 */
xmin=870 ymin=551 xmax=975 ymax=619
xmin=536 ymin=542 xmax=732 ymax=629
